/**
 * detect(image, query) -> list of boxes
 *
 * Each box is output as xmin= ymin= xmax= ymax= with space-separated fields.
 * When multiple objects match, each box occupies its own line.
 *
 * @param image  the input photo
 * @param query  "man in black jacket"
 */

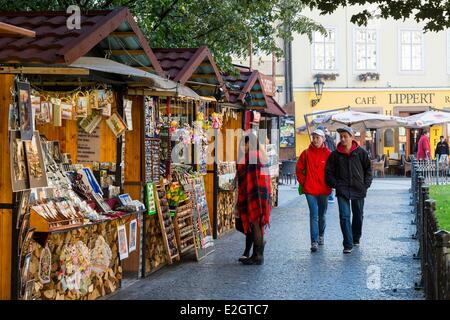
xmin=435 ymin=136 xmax=449 ymax=161
xmin=325 ymin=126 xmax=372 ymax=254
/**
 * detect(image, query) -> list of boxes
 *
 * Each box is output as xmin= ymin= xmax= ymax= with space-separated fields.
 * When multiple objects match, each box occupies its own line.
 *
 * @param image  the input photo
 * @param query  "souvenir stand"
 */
xmin=153 ymin=46 xmax=228 ymax=243
xmin=260 ymin=97 xmax=287 ymax=208
xmin=0 ymin=8 xmax=170 ymax=300
xmin=213 ymin=66 xmax=279 ymax=236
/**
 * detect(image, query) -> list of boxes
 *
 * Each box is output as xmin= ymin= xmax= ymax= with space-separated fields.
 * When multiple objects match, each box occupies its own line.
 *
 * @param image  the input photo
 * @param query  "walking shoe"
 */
xmin=318 ymin=236 xmax=324 ymax=245
xmin=343 ymin=247 xmax=353 ymax=254
xmin=311 ymin=242 xmax=319 ymax=252
xmin=328 ymin=198 xmax=335 ymax=204
xmin=238 ymin=255 xmax=249 ymax=263
xmin=353 ymin=241 xmax=360 ymax=246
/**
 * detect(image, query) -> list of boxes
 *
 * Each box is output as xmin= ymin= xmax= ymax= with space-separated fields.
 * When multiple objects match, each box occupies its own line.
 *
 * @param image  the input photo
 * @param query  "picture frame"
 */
xmin=118 ymin=194 xmax=132 ymax=206
xmin=9 ymin=130 xmax=29 ymax=192
xmin=24 ymin=132 xmax=48 ymax=189
xmin=16 ymin=190 xmax=31 ymax=229
xmin=61 ymin=101 xmax=74 ymax=120
xmin=106 ymin=111 xmax=127 ymax=138
xmin=117 ymin=224 xmax=129 ymax=260
xmin=76 ymin=95 xmax=88 ymax=118
xmin=8 ymin=103 xmax=19 ymax=130
xmin=17 ymin=80 xmax=34 ymax=141
xmin=39 ymin=100 xmax=52 ymax=124
xmin=129 ymin=219 xmax=137 ymax=253
xmin=92 ymin=192 xmax=111 ymax=213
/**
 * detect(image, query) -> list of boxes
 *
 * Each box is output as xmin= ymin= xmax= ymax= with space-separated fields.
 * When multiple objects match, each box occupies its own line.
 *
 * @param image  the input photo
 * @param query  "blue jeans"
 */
xmin=305 ymin=194 xmax=328 ymax=244
xmin=337 ymin=196 xmax=365 ymax=249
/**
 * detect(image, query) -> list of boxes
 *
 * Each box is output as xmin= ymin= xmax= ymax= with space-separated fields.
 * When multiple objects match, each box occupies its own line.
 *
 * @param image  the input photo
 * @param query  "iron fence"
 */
xmin=411 ymin=160 xmax=450 ymax=300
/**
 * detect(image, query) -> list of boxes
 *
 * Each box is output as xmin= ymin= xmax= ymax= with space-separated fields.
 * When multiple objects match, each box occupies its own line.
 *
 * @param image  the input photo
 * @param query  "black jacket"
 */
xmin=435 ymin=141 xmax=449 ymax=157
xmin=325 ymin=142 xmax=373 ymax=200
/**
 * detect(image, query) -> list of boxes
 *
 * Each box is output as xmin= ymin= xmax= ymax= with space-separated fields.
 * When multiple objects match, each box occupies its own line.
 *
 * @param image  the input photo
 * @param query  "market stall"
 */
xmin=0 ymin=8 xmax=172 ymax=300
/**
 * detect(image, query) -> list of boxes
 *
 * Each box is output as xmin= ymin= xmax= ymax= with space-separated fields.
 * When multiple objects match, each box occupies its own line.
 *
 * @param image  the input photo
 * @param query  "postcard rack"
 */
xmin=29 ymin=207 xmax=84 ymax=232
xmin=154 ymin=181 xmax=180 ymax=264
xmin=173 ymin=199 xmax=195 ymax=254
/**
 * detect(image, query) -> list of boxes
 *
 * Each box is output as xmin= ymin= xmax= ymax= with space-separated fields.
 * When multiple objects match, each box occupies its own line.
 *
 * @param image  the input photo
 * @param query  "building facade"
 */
xmin=292 ymin=5 xmax=450 ymax=158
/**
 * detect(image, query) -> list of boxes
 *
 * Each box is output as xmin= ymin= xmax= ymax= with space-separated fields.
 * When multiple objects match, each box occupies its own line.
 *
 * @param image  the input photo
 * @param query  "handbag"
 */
xmin=297 ymin=149 xmax=308 ymax=196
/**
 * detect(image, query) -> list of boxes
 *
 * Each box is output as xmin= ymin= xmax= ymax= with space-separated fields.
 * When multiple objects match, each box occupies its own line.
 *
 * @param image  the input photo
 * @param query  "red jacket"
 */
xmin=417 ymin=134 xmax=431 ymax=160
xmin=296 ymin=143 xmax=331 ymax=196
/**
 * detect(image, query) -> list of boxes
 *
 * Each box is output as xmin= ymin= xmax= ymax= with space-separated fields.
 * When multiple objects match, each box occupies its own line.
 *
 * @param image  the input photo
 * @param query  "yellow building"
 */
xmin=295 ymin=89 xmax=450 ymax=158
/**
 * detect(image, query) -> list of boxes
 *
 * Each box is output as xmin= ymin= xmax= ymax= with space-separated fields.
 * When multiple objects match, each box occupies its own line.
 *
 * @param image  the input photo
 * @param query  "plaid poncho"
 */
xmin=236 ymin=150 xmax=271 ymax=234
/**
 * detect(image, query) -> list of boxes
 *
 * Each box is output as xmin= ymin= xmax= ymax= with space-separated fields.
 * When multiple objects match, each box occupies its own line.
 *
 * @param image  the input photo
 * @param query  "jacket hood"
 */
xmin=337 ymin=140 xmax=359 ymax=155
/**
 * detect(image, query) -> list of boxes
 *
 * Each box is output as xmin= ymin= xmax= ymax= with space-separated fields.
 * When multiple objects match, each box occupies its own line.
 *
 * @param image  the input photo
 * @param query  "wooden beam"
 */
xmin=190 ymin=74 xmax=217 ymax=80
xmin=110 ymin=31 xmax=136 ymax=37
xmin=110 ymin=50 xmax=146 ymax=56
xmin=0 ymin=66 xmax=89 ymax=75
xmin=0 ymin=22 xmax=35 ymax=38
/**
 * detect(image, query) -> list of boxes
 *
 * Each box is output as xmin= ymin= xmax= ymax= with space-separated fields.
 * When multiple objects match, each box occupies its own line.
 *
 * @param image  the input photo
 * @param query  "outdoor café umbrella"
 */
xmin=404 ymin=110 xmax=450 ymax=128
xmin=308 ymin=110 xmax=406 ymax=131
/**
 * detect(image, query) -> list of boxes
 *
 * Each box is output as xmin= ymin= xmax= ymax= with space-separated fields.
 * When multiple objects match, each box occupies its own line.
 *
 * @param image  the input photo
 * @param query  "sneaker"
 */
xmin=318 ymin=236 xmax=324 ymax=245
xmin=311 ymin=242 xmax=319 ymax=252
xmin=343 ymin=247 xmax=353 ymax=254
xmin=353 ymin=241 xmax=360 ymax=246
xmin=328 ymin=198 xmax=335 ymax=203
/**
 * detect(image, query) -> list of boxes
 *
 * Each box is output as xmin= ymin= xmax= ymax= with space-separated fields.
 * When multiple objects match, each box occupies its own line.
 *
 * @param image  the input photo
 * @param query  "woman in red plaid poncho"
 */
xmin=236 ymin=134 xmax=271 ymax=265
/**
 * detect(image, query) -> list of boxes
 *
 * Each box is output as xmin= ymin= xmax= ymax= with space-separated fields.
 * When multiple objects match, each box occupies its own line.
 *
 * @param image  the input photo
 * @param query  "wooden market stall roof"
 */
xmin=0 ymin=7 xmax=164 ymax=75
xmin=222 ymin=65 xmax=274 ymax=110
xmin=153 ymin=46 xmax=229 ymax=100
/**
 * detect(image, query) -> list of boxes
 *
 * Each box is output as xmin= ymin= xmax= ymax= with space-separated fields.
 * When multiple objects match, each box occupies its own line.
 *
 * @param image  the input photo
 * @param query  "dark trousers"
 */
xmin=337 ymin=196 xmax=364 ymax=249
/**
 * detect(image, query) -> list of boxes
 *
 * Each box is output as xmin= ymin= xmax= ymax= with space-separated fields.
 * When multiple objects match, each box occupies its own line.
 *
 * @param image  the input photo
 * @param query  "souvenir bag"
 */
xmin=297 ymin=150 xmax=308 ymax=196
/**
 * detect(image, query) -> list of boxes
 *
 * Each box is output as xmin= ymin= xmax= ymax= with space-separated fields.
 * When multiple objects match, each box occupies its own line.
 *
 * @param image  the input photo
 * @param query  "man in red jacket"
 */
xmin=417 ymin=130 xmax=431 ymax=160
xmin=296 ymin=129 xmax=331 ymax=252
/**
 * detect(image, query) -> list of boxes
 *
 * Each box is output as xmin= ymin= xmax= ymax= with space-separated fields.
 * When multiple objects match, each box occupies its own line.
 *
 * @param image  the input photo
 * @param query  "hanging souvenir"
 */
xmin=38 ymin=97 xmax=52 ymax=124
xmin=17 ymin=80 xmax=34 ymax=140
xmin=169 ymin=120 xmax=178 ymax=134
xmin=106 ymin=112 xmax=127 ymax=137
xmin=90 ymin=235 xmax=112 ymax=274
xmin=75 ymin=92 xmax=88 ymax=118
xmin=89 ymin=90 xmax=99 ymax=110
xmin=51 ymin=97 xmax=62 ymax=127
xmin=61 ymin=99 xmax=74 ymax=120
xmin=38 ymin=246 xmax=51 ymax=284
xmin=211 ymin=112 xmax=223 ymax=129
xmin=124 ymin=99 xmax=133 ymax=130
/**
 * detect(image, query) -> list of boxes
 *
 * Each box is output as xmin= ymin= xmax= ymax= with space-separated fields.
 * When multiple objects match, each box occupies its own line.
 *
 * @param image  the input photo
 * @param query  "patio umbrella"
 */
xmin=309 ymin=110 xmax=406 ymax=131
xmin=404 ymin=110 xmax=450 ymax=128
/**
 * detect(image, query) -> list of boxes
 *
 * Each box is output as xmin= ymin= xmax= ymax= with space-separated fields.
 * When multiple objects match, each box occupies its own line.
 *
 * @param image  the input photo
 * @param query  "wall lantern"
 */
xmin=311 ymin=75 xmax=324 ymax=107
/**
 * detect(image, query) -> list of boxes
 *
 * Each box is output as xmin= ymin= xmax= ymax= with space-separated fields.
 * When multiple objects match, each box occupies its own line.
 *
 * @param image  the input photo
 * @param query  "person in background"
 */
xmin=325 ymin=126 xmax=372 ymax=254
xmin=417 ymin=130 xmax=431 ymax=160
xmin=318 ymin=126 xmax=336 ymax=203
xmin=435 ymin=136 xmax=449 ymax=161
xmin=236 ymin=134 xmax=271 ymax=265
xmin=296 ymin=129 xmax=331 ymax=252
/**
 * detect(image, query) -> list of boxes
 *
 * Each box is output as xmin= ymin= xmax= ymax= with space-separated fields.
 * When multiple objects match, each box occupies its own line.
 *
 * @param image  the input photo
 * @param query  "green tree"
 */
xmin=2 ymin=1 xmax=448 ymax=70
xmin=0 ymin=0 xmax=324 ymax=71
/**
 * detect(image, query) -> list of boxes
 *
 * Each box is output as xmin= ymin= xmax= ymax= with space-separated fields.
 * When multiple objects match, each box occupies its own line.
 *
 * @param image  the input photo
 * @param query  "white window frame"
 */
xmin=352 ymin=27 xmax=379 ymax=73
xmin=311 ymin=27 xmax=339 ymax=73
xmin=447 ymin=29 xmax=450 ymax=75
xmin=398 ymin=28 xmax=425 ymax=74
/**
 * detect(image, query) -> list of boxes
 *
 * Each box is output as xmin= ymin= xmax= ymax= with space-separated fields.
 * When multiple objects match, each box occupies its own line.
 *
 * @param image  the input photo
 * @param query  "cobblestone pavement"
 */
xmin=109 ymin=178 xmax=424 ymax=300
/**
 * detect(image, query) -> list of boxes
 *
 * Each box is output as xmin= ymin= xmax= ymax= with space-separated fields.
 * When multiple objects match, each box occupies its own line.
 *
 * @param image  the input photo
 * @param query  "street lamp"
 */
xmin=311 ymin=75 xmax=324 ymax=107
